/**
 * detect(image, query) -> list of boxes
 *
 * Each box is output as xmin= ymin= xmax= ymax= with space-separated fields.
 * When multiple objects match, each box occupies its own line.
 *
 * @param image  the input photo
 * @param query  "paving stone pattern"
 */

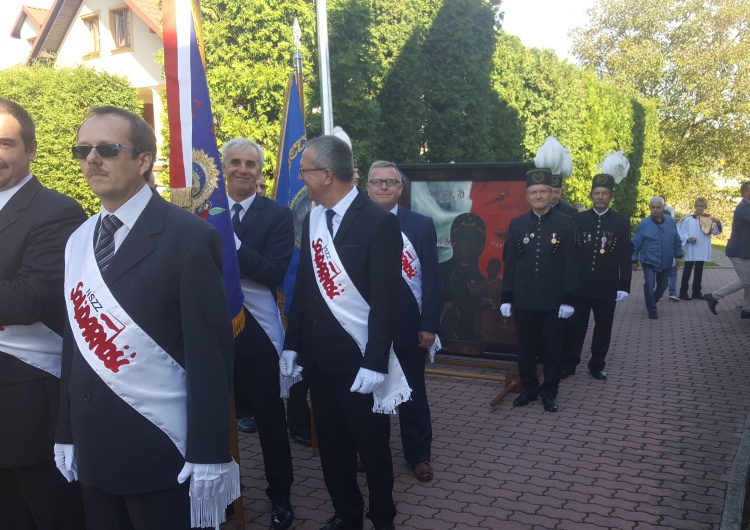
xmin=227 ymin=267 xmax=749 ymax=530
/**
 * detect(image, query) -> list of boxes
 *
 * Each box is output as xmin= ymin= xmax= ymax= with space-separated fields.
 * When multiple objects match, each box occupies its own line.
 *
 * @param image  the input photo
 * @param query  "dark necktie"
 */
xmin=325 ymin=209 xmax=335 ymax=237
xmin=232 ymin=203 xmax=243 ymax=232
xmin=95 ymin=214 xmax=123 ymax=272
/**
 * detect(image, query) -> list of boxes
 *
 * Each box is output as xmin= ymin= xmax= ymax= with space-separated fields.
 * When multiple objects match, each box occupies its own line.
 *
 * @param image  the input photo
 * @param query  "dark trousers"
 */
xmin=286 ymin=379 xmax=311 ymax=438
xmin=234 ymin=338 xmax=293 ymax=503
xmin=306 ymin=367 xmax=396 ymax=527
xmin=642 ymin=265 xmax=670 ymax=314
xmin=80 ymin=481 xmax=189 ymax=530
xmin=0 ymin=461 xmax=85 ymax=530
xmin=514 ymin=309 xmax=563 ymax=400
xmin=394 ymin=344 xmax=432 ymax=466
xmin=680 ymin=261 xmax=705 ymax=296
xmin=562 ymin=297 xmax=617 ymax=373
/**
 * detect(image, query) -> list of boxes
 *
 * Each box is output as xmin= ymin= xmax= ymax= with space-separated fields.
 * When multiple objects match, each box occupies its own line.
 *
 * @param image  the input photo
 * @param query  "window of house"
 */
xmin=110 ymin=8 xmax=132 ymax=50
xmin=81 ymin=14 xmax=100 ymax=58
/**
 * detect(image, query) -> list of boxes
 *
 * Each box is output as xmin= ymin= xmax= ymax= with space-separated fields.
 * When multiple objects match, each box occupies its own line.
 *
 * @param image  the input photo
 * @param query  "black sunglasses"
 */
xmin=71 ymin=144 xmax=143 ymax=159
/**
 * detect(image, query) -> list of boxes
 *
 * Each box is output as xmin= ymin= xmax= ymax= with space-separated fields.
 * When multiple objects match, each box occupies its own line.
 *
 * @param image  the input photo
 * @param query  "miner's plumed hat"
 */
xmin=592 ymin=151 xmax=629 ymax=191
xmin=525 ymin=168 xmax=553 ymax=188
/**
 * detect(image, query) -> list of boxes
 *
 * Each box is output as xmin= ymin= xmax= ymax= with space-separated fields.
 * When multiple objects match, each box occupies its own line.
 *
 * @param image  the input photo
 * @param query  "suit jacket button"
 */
xmin=313 ymin=318 xmax=319 ymax=324
xmin=83 ymin=393 xmax=92 ymax=402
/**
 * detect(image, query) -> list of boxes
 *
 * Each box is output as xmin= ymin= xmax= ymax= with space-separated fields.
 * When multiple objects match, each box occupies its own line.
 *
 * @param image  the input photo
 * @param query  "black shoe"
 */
xmin=542 ymin=397 xmax=558 ymax=412
xmin=705 ymin=293 xmax=719 ymax=315
xmin=237 ymin=417 xmax=256 ymax=433
xmin=692 ymin=292 xmax=704 ymax=300
xmin=271 ymin=500 xmax=294 ymax=529
xmin=560 ymin=368 xmax=576 ymax=380
xmin=289 ymin=433 xmax=312 ymax=447
xmin=512 ymin=393 xmax=538 ymax=407
xmin=741 ymin=310 xmax=750 ymax=320
xmin=319 ymin=515 xmax=363 ymax=530
xmin=678 ymin=293 xmax=691 ymax=300
xmin=648 ymin=311 xmax=658 ymax=319
xmin=591 ymin=370 xmax=607 ymax=381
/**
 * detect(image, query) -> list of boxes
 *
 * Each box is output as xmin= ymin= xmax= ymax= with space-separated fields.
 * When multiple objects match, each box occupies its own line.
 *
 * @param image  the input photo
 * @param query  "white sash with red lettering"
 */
xmin=64 ymin=217 xmax=188 ymax=454
xmin=240 ymin=278 xmax=300 ymax=397
xmin=65 ymin=217 xmax=240 ymax=529
xmin=309 ymin=206 xmax=411 ymax=414
xmin=0 ymin=322 xmax=62 ymax=377
xmin=400 ymin=232 xmax=442 ymax=362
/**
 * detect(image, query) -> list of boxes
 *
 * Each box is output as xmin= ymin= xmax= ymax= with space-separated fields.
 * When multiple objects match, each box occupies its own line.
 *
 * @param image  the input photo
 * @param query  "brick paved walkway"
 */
xmin=228 ymin=266 xmax=749 ymax=530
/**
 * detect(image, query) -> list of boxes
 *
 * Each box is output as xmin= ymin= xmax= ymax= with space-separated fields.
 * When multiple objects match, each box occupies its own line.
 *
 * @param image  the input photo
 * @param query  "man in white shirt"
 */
xmin=678 ymin=197 xmax=723 ymax=300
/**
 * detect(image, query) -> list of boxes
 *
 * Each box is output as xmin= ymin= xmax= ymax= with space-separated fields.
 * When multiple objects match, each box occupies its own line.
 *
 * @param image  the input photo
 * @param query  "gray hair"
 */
xmin=368 ymin=160 xmax=399 ymax=179
xmin=649 ymin=196 xmax=665 ymax=206
xmin=305 ymin=135 xmax=353 ymax=183
xmin=222 ymin=138 xmax=264 ymax=170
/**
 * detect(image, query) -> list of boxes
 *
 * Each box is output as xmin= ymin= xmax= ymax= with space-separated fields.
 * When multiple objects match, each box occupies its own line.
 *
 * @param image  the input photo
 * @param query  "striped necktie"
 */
xmin=95 ymin=214 xmax=123 ymax=272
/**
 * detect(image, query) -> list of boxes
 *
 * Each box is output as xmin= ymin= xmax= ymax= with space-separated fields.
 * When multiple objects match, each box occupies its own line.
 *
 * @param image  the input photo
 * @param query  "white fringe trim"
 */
xmin=372 ymin=387 xmax=412 ymax=415
xmin=428 ymin=335 xmax=442 ymax=364
xmin=189 ymin=460 xmax=241 ymax=529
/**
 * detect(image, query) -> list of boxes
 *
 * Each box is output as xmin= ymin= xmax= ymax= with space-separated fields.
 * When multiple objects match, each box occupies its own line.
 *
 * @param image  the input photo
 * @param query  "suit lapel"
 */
xmin=0 ymin=176 xmax=40 ymax=236
xmin=103 ymin=192 xmax=164 ymax=285
xmin=335 ymin=191 xmax=364 ymax=244
xmin=236 ymin=195 xmax=264 ymax=238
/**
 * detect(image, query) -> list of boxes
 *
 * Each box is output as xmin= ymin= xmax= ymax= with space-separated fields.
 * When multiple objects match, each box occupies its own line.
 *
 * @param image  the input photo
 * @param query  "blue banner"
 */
xmin=274 ymin=75 xmax=307 ymax=315
xmin=185 ymin=15 xmax=245 ymax=328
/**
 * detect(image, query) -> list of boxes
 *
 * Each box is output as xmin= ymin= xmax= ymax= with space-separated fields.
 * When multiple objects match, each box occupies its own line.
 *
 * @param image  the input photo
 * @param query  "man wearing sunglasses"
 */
xmin=56 ymin=106 xmax=237 ymax=529
xmin=0 ymin=99 xmax=87 ymax=529
xmin=366 ymin=161 xmax=441 ymax=483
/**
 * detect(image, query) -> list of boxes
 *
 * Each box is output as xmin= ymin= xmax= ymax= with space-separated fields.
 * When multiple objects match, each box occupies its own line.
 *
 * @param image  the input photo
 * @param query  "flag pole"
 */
xmin=316 ymin=0 xmax=333 ymax=134
xmin=293 ymin=17 xmax=305 ymax=113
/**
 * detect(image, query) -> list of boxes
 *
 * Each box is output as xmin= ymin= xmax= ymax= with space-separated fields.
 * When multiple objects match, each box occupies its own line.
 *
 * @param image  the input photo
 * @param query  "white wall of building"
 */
xmin=55 ymin=0 xmax=163 ymax=89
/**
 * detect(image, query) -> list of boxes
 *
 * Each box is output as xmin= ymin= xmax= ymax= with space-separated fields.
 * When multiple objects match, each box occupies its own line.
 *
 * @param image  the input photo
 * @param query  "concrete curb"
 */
xmin=721 ymin=412 xmax=750 ymax=530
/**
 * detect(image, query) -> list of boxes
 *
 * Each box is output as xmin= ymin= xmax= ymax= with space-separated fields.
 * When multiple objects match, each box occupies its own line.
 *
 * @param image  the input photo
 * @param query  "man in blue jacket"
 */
xmin=631 ymin=196 xmax=684 ymax=319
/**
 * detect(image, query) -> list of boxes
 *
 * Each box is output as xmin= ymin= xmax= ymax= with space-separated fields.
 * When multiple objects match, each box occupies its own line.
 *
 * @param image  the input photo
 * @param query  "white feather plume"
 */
xmin=559 ymin=148 xmax=573 ymax=178
xmin=332 ymin=126 xmax=352 ymax=149
xmin=596 ymin=151 xmax=630 ymax=183
xmin=534 ymin=137 xmax=565 ymax=174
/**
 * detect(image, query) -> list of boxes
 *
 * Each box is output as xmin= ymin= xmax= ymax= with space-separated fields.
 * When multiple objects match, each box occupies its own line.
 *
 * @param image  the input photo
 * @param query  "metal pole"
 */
xmin=316 ymin=0 xmax=333 ymax=134
xmin=293 ymin=17 xmax=304 ymax=114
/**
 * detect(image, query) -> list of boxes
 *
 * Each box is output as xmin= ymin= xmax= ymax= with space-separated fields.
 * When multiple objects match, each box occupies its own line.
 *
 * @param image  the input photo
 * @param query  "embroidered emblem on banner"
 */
xmin=191 ymin=149 xmax=223 ymax=219
xmin=312 ymin=238 xmax=345 ymax=299
xmin=70 ymin=282 xmax=136 ymax=373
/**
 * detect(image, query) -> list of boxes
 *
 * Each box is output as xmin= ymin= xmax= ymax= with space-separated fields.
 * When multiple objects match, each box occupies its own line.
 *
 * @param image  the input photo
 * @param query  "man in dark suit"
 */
xmin=0 ymin=99 xmax=87 ymax=529
xmin=281 ymin=135 xmax=404 ymax=530
xmin=222 ymin=137 xmax=296 ymax=529
xmin=55 ymin=106 xmax=237 ymax=529
xmin=366 ymin=161 xmax=440 ymax=482
xmin=549 ymin=173 xmax=578 ymax=217
xmin=500 ymin=168 xmax=577 ymax=413
xmin=561 ymin=172 xmax=632 ymax=381
xmin=705 ymin=181 xmax=750 ymax=318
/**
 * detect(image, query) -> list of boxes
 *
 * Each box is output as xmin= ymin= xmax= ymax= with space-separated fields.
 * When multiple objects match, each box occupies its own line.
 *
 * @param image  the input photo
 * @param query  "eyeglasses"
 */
xmin=367 ymin=179 xmax=401 ymax=188
xmin=299 ymin=167 xmax=328 ymax=174
xmin=71 ymin=144 xmax=143 ymax=159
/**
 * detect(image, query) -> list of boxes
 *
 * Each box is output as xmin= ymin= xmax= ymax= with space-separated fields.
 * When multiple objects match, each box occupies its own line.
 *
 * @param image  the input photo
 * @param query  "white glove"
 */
xmin=349 ymin=367 xmax=385 ymax=394
xmin=54 ymin=443 xmax=78 ymax=482
xmin=500 ymin=303 xmax=511 ymax=317
xmin=178 ymin=462 xmax=232 ymax=500
xmin=279 ymin=350 xmax=302 ymax=378
xmin=558 ymin=304 xmax=575 ymax=319
xmin=615 ymin=290 xmax=629 ymax=302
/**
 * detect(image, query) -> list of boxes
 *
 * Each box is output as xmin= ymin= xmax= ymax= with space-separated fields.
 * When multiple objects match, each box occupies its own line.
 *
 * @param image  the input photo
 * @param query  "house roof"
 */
xmin=26 ymin=0 xmax=162 ymax=64
xmin=10 ymin=6 xmax=50 ymax=39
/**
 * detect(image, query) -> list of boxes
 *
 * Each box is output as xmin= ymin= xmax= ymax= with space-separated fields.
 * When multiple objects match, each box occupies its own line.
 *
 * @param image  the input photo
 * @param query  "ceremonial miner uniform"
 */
xmin=501 ymin=169 xmax=576 ymax=408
